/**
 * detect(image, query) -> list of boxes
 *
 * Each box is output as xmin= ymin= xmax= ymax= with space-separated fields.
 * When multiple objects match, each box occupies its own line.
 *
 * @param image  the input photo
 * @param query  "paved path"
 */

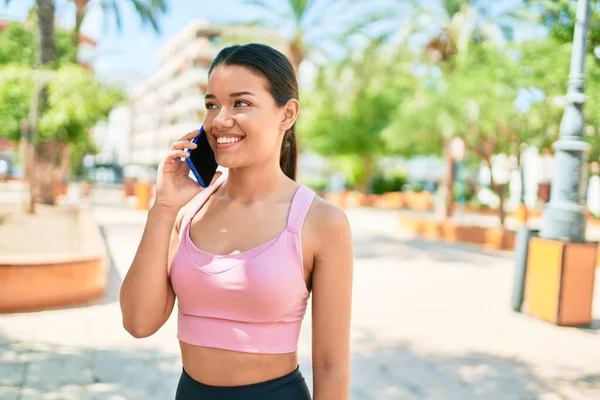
xmin=1 ymin=207 xmax=599 ymax=399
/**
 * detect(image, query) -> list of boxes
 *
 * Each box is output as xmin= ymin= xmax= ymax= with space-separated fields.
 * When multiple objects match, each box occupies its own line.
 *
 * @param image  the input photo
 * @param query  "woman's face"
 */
xmin=203 ymin=64 xmax=297 ymax=170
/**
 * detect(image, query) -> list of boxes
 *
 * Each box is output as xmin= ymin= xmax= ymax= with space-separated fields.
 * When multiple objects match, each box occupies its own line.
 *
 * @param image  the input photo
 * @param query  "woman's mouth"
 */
xmin=215 ymin=136 xmax=244 ymax=149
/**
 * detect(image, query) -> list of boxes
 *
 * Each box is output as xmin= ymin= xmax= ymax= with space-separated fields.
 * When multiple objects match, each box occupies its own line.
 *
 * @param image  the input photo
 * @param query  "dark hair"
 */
xmin=208 ymin=43 xmax=298 ymax=181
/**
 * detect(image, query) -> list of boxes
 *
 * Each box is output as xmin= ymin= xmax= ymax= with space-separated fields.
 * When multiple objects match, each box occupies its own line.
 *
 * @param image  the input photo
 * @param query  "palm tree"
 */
xmin=2 ymin=0 xmax=58 ymax=205
xmin=35 ymin=0 xmax=56 ymax=65
xmin=382 ymin=0 xmax=536 ymax=65
xmin=3 ymin=1 xmax=56 ymax=66
xmin=70 ymin=0 xmax=168 ymax=62
xmin=239 ymin=0 xmax=378 ymax=71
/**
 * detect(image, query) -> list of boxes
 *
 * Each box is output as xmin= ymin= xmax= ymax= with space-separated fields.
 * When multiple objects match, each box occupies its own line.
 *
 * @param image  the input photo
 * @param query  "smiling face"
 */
xmin=203 ymin=64 xmax=288 ymax=170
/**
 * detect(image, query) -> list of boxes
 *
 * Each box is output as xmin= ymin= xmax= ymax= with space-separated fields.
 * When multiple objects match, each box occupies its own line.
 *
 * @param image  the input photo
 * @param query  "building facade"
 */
xmin=128 ymin=19 xmax=286 ymax=167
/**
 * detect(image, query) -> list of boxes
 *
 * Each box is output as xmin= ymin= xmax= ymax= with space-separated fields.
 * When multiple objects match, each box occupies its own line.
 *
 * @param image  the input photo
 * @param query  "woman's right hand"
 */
xmin=153 ymin=130 xmax=221 ymax=211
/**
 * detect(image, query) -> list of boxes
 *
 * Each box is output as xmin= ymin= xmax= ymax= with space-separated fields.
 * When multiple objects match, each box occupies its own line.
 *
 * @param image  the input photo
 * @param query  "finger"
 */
xmin=170 ymin=140 xmax=198 ymax=151
xmin=208 ymin=171 xmax=223 ymax=186
xmin=166 ymin=150 xmax=190 ymax=162
xmin=179 ymin=130 xmax=200 ymax=141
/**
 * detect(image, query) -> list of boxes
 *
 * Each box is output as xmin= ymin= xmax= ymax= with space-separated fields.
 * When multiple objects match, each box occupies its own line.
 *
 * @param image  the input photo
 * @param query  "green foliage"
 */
xmin=516 ymin=38 xmax=600 ymax=161
xmin=0 ymin=64 xmax=126 ymax=145
xmin=371 ymin=171 xmax=407 ymax=194
xmin=39 ymin=65 xmax=125 ymax=142
xmin=0 ymin=21 xmax=77 ymax=68
xmin=300 ymin=44 xmax=417 ymax=158
xmin=524 ymin=0 xmax=600 ymax=58
xmin=0 ymin=65 xmax=35 ymax=141
xmin=0 ymin=23 xmax=37 ymax=66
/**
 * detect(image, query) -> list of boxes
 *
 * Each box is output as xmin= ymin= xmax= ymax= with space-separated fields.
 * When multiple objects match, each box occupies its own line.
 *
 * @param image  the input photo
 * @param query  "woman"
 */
xmin=120 ymin=43 xmax=353 ymax=399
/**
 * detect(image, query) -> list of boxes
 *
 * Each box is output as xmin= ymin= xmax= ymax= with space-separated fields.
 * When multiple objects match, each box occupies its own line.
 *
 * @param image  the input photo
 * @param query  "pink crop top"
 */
xmin=169 ymin=177 xmax=314 ymax=354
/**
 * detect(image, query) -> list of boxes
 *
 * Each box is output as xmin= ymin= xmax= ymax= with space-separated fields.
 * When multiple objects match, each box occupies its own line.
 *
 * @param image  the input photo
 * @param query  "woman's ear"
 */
xmin=280 ymin=99 xmax=300 ymax=131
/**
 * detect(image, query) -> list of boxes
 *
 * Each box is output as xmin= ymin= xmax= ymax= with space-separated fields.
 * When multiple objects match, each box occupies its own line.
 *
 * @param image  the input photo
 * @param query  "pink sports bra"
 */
xmin=169 ymin=177 xmax=314 ymax=354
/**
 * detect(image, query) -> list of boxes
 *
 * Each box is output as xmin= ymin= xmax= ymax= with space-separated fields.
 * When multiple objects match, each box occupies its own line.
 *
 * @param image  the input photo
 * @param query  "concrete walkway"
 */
xmin=0 ymin=207 xmax=599 ymax=399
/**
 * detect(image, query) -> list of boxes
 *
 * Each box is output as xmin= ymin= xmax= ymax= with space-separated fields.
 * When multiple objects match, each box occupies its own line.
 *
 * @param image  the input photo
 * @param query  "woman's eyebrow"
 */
xmin=204 ymin=91 xmax=256 ymax=99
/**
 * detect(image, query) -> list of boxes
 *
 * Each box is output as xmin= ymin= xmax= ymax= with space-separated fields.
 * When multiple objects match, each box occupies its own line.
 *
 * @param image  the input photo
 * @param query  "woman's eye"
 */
xmin=234 ymin=100 xmax=249 ymax=107
xmin=205 ymin=103 xmax=217 ymax=110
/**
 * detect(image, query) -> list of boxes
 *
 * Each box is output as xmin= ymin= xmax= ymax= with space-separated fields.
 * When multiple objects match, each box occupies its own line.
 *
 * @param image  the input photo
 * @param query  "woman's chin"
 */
xmin=214 ymin=157 xmax=239 ymax=170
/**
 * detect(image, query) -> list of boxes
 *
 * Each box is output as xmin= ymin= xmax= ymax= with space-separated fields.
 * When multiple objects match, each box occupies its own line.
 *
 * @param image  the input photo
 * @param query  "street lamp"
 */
xmin=512 ymin=0 xmax=598 ymax=326
xmin=540 ymin=0 xmax=591 ymax=241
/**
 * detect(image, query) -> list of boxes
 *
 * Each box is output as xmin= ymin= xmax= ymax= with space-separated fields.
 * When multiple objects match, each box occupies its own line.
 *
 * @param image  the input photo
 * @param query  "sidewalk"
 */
xmin=0 ymin=207 xmax=599 ymax=399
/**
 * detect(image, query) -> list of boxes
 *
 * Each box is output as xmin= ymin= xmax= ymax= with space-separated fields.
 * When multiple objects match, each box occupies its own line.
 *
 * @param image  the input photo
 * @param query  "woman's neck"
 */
xmin=222 ymin=161 xmax=289 ymax=202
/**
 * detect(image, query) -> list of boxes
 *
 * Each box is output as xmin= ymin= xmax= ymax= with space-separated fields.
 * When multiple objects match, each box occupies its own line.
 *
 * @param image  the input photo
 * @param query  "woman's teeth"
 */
xmin=216 ymin=137 xmax=242 ymax=144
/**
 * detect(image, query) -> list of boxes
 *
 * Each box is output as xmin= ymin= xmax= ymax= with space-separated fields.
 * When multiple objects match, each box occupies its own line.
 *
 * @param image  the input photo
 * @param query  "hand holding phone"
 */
xmin=185 ymin=126 xmax=219 ymax=188
xmin=154 ymin=128 xmax=220 ymax=211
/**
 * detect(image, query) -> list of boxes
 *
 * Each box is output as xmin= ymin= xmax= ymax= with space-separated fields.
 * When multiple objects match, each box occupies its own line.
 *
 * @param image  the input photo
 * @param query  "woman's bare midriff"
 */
xmin=179 ymin=341 xmax=299 ymax=386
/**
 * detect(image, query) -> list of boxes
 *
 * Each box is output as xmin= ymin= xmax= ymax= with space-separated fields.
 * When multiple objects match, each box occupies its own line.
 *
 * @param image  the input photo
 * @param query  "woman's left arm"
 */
xmin=309 ymin=201 xmax=353 ymax=399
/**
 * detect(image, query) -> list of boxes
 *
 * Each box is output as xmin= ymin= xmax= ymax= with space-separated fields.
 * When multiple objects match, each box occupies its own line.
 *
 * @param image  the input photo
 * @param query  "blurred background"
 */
xmin=1 ymin=0 xmax=600 ymax=399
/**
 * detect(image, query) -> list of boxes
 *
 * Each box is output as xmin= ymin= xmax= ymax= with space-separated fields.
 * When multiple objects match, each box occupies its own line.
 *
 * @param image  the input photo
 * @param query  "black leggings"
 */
xmin=175 ymin=365 xmax=312 ymax=399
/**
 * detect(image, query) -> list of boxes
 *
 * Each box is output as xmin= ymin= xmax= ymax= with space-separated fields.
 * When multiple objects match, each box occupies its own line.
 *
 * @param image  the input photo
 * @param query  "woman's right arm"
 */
xmin=119 ymin=204 xmax=183 ymax=338
xmin=119 ymin=130 xmax=211 ymax=338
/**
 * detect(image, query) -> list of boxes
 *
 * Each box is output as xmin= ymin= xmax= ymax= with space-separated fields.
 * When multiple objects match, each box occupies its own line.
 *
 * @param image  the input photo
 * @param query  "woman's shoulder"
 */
xmin=303 ymin=190 xmax=351 ymax=239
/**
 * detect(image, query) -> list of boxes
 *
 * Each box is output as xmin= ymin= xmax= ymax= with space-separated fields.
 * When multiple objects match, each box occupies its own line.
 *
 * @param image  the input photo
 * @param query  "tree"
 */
xmin=0 ymin=64 xmax=126 ymax=168
xmin=384 ymin=42 xmax=521 ymax=225
xmin=379 ymin=0 xmax=536 ymax=65
xmin=516 ymin=38 xmax=600 ymax=160
xmin=299 ymin=43 xmax=418 ymax=192
xmin=372 ymin=0 xmax=535 ymax=218
xmin=69 ymin=0 xmax=168 ymax=62
xmin=237 ymin=0 xmax=379 ymax=70
xmin=0 ymin=21 xmax=77 ymax=69
xmin=524 ymin=0 xmax=600 ymax=61
xmin=0 ymin=19 xmax=125 ymax=206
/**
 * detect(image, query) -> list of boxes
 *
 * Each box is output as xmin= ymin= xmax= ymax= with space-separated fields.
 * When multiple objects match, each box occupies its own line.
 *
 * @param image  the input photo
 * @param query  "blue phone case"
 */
xmin=185 ymin=126 xmax=209 ymax=188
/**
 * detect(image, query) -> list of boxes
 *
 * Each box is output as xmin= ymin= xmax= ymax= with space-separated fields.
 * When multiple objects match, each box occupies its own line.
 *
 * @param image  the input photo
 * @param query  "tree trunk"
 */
xmin=36 ymin=0 xmax=56 ymax=66
xmin=487 ymin=159 xmax=506 ymax=227
xmin=441 ymin=141 xmax=455 ymax=220
xmin=35 ymin=0 xmax=59 ymax=205
xmin=355 ymin=154 xmax=375 ymax=194
xmin=288 ymin=39 xmax=304 ymax=72
xmin=72 ymin=0 xmax=88 ymax=63
xmin=35 ymin=139 xmax=60 ymax=205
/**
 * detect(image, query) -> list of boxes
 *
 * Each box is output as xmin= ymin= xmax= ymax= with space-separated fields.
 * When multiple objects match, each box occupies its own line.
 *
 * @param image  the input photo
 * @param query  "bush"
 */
xmin=453 ymin=181 xmax=474 ymax=202
xmin=402 ymin=182 xmax=425 ymax=193
xmin=371 ymin=172 xmax=407 ymax=194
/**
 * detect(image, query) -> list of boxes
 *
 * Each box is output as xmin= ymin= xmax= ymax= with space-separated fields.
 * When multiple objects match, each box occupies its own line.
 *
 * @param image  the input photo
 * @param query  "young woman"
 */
xmin=119 ymin=43 xmax=353 ymax=399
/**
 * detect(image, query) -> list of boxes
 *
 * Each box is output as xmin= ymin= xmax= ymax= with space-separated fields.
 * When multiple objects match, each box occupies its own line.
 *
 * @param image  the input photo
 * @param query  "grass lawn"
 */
xmin=0 ymin=203 xmax=80 ymax=256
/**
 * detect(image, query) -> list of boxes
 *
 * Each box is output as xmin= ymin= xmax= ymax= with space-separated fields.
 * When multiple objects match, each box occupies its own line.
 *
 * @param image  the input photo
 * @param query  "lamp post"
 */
xmin=513 ymin=0 xmax=598 ymax=326
xmin=539 ymin=0 xmax=591 ymax=241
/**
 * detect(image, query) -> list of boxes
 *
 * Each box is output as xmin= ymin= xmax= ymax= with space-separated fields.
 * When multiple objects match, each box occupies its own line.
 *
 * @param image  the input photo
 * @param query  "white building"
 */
xmin=92 ymin=106 xmax=133 ymax=167
xmin=128 ymin=19 xmax=287 ymax=167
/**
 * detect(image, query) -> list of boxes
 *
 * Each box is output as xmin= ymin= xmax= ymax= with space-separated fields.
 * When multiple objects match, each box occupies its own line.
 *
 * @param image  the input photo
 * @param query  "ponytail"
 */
xmin=280 ymin=124 xmax=297 ymax=181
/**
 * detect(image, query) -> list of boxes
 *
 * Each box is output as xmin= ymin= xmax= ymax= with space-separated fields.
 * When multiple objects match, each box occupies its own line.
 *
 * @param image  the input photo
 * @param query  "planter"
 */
xmin=123 ymin=178 xmax=136 ymax=197
xmin=373 ymin=192 xmax=404 ymax=209
xmin=399 ymin=214 xmax=516 ymax=251
xmin=344 ymin=191 xmax=366 ymax=208
xmin=0 ymin=204 xmax=107 ymax=313
xmin=135 ymin=181 xmax=154 ymax=210
xmin=404 ymin=192 xmax=433 ymax=211
xmin=525 ymin=237 xmax=597 ymax=326
xmin=325 ymin=192 xmax=347 ymax=209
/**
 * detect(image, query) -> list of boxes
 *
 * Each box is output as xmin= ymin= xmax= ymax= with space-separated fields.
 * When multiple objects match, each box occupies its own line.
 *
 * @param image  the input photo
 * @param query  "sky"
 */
xmin=0 ymin=0 xmax=266 ymax=89
xmin=0 ymin=0 xmax=543 ymax=93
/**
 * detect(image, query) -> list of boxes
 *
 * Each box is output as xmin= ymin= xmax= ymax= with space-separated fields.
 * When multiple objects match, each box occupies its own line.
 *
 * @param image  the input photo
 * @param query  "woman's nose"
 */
xmin=212 ymin=108 xmax=234 ymax=130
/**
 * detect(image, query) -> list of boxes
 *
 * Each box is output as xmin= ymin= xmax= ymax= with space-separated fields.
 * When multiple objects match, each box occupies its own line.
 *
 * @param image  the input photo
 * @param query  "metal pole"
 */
xmin=540 ymin=0 xmax=591 ymax=241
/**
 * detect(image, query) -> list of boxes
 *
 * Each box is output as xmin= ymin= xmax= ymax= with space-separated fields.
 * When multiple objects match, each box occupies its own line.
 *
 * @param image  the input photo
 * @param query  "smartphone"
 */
xmin=185 ymin=126 xmax=218 ymax=188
